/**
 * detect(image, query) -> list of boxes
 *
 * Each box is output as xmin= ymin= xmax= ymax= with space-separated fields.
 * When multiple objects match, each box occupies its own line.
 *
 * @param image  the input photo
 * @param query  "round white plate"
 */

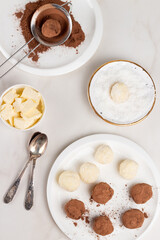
xmin=0 ymin=0 xmax=103 ymax=76
xmin=47 ymin=134 xmax=160 ymax=240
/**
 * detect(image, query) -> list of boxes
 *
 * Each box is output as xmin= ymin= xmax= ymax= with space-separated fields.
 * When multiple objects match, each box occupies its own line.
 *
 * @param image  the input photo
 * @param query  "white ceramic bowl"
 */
xmin=0 ymin=84 xmax=46 ymax=131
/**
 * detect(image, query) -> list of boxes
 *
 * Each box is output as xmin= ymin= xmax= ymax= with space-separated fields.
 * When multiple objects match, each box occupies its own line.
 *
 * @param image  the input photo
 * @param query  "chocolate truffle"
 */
xmin=93 ymin=216 xmax=114 ymax=236
xmin=65 ymin=199 xmax=85 ymax=220
xmin=91 ymin=182 xmax=114 ymax=204
xmin=122 ymin=209 xmax=144 ymax=229
xmin=130 ymin=183 xmax=153 ymax=204
xmin=41 ymin=19 xmax=61 ymax=38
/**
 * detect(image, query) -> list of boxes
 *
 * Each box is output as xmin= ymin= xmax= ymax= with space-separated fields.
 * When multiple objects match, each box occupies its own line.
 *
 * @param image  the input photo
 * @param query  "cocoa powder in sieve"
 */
xmin=15 ymin=0 xmax=85 ymax=62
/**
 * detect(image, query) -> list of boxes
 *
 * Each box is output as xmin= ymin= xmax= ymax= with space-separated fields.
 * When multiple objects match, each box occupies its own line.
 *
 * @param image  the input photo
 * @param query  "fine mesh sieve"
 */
xmin=0 ymin=1 xmax=72 ymax=78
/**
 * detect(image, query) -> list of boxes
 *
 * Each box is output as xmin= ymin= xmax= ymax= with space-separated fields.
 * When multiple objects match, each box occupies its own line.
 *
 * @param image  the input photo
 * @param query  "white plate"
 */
xmin=0 ymin=0 xmax=103 ymax=76
xmin=47 ymin=134 xmax=160 ymax=240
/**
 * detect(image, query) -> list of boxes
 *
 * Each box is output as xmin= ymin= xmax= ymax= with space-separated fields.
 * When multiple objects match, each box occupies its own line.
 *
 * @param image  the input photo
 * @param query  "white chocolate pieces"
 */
xmin=0 ymin=86 xmax=44 ymax=130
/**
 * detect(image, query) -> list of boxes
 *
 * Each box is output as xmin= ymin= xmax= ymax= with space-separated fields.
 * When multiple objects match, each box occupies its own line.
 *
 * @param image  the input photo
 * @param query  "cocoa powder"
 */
xmin=144 ymin=212 xmax=148 ymax=218
xmin=15 ymin=0 xmax=85 ymax=62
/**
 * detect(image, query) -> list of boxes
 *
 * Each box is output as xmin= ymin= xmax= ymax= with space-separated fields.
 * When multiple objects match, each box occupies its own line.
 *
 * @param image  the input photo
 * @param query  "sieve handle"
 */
xmin=61 ymin=1 xmax=72 ymax=13
xmin=0 ymin=38 xmax=40 ymax=79
xmin=0 ymin=37 xmax=34 ymax=68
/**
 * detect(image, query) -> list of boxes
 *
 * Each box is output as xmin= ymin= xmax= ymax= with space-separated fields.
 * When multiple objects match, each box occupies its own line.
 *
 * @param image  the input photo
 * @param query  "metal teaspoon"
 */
xmin=4 ymin=132 xmax=42 ymax=204
xmin=25 ymin=133 xmax=48 ymax=210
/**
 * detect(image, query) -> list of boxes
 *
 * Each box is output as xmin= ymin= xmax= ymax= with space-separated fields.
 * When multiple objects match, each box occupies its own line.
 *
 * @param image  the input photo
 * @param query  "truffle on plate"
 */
xmin=122 ymin=209 xmax=144 ymax=229
xmin=130 ymin=183 xmax=153 ymax=204
xmin=93 ymin=215 xmax=114 ymax=236
xmin=79 ymin=162 xmax=99 ymax=183
xmin=94 ymin=144 xmax=114 ymax=164
xmin=65 ymin=199 xmax=85 ymax=220
xmin=91 ymin=182 xmax=114 ymax=204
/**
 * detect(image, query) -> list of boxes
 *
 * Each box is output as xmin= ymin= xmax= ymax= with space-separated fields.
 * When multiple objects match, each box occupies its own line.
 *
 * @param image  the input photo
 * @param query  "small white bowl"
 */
xmin=0 ymin=84 xmax=46 ymax=131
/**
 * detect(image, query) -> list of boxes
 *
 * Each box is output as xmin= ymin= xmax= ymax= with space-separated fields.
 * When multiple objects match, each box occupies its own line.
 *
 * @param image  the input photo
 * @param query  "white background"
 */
xmin=0 ymin=0 xmax=160 ymax=239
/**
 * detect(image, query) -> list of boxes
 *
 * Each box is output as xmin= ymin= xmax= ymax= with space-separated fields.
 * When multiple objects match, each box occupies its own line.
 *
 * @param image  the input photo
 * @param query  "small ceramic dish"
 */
xmin=0 ymin=84 xmax=45 ymax=131
xmin=88 ymin=60 xmax=156 ymax=126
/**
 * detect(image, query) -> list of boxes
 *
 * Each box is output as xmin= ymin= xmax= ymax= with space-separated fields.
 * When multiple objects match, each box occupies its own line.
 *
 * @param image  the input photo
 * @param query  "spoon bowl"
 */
xmin=29 ymin=132 xmax=42 ymax=145
xmin=29 ymin=133 xmax=48 ymax=159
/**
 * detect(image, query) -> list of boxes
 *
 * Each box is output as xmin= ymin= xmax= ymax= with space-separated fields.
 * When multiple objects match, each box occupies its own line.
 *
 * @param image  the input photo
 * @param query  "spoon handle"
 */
xmin=25 ymin=159 xmax=36 ymax=210
xmin=4 ymin=159 xmax=31 ymax=203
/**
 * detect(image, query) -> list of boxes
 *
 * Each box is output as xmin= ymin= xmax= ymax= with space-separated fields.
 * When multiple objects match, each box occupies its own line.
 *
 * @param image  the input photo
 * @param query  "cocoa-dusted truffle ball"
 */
xmin=130 ymin=183 xmax=153 ymax=204
xmin=122 ymin=209 xmax=144 ymax=229
xmin=91 ymin=182 xmax=114 ymax=204
xmin=65 ymin=199 xmax=85 ymax=220
xmin=93 ymin=216 xmax=114 ymax=236
xmin=41 ymin=19 xmax=61 ymax=38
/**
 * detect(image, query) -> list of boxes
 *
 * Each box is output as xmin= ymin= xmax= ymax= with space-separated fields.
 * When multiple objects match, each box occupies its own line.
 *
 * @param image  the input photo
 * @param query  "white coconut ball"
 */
xmin=58 ymin=171 xmax=80 ymax=192
xmin=110 ymin=82 xmax=129 ymax=103
xmin=94 ymin=144 xmax=113 ymax=164
xmin=79 ymin=162 xmax=100 ymax=183
xmin=119 ymin=159 xmax=139 ymax=180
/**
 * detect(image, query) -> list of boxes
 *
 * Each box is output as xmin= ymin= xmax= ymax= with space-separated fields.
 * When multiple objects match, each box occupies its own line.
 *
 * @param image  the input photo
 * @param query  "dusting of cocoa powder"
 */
xmin=73 ymin=222 xmax=77 ymax=227
xmin=144 ymin=212 xmax=148 ymax=218
xmin=15 ymin=11 xmax=23 ymax=19
xmin=85 ymin=216 xmax=90 ymax=224
xmin=15 ymin=0 xmax=85 ymax=62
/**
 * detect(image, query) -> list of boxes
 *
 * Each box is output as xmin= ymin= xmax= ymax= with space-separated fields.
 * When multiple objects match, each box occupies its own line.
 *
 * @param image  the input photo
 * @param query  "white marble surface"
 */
xmin=0 ymin=0 xmax=160 ymax=239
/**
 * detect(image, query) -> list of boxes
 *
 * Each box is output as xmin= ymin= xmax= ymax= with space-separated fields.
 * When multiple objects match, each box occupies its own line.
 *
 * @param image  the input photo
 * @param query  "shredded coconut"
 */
xmin=89 ymin=61 xmax=155 ymax=124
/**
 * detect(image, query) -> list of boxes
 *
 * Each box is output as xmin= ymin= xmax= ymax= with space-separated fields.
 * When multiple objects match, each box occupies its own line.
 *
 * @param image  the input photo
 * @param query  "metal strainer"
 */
xmin=0 ymin=1 xmax=72 ymax=78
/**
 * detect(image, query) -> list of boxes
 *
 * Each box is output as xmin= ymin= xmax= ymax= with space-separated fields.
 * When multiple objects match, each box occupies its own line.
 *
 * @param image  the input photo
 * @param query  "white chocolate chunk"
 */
xmin=0 ymin=104 xmax=16 ymax=121
xmin=13 ymin=98 xmax=22 ymax=112
xmin=8 ymin=109 xmax=19 ymax=126
xmin=22 ymin=108 xmax=42 ymax=121
xmin=21 ymin=99 xmax=37 ymax=115
xmin=0 ymin=104 xmax=7 ymax=112
xmin=8 ymin=117 xmax=13 ymax=126
xmin=21 ymin=87 xmax=41 ymax=103
xmin=21 ymin=109 xmax=42 ymax=122
xmin=8 ymin=114 xmax=19 ymax=126
xmin=3 ymin=89 xmax=18 ymax=104
xmin=14 ymin=117 xmax=35 ymax=130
